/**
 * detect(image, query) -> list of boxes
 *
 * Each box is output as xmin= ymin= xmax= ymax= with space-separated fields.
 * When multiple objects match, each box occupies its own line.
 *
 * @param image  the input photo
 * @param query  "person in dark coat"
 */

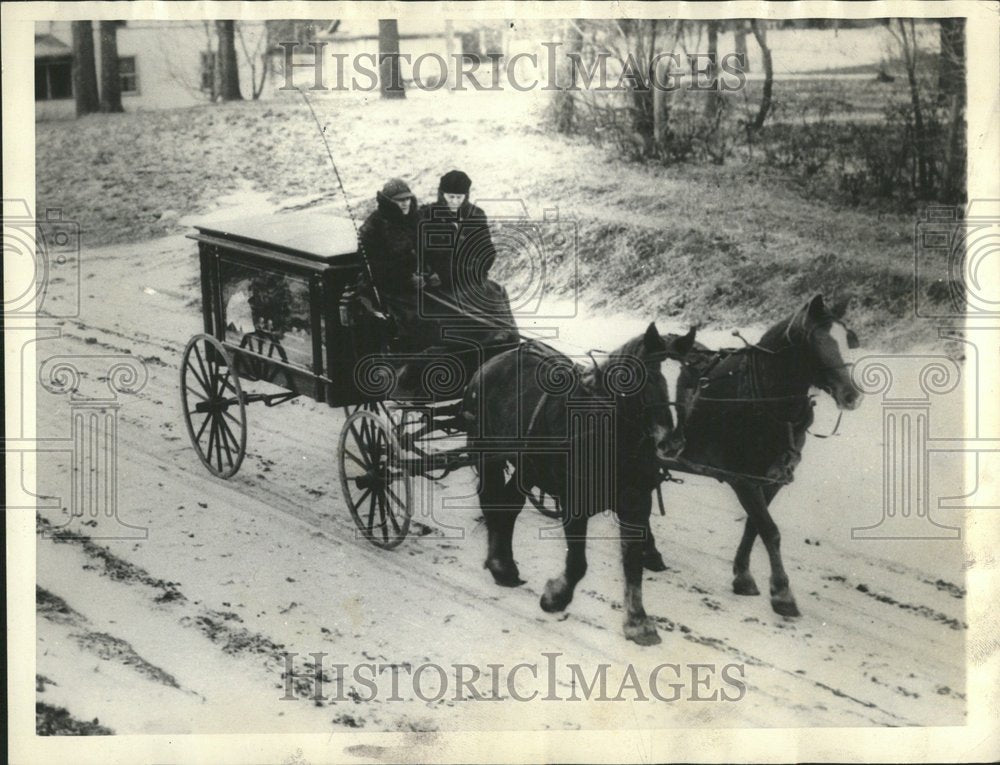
xmin=417 ymin=170 xmax=517 ymax=348
xmin=356 ymin=178 xmax=438 ymax=351
xmin=418 ymin=170 xmax=497 ymax=294
xmin=358 ymin=177 xmax=422 ymax=298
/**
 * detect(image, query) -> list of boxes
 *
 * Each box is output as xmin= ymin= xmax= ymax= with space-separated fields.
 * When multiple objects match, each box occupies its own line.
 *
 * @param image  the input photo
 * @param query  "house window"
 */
xmin=118 ymin=56 xmax=138 ymax=93
xmin=200 ymin=51 xmax=216 ymax=92
xmin=35 ymin=59 xmax=73 ymax=100
xmin=459 ymin=32 xmax=482 ymax=62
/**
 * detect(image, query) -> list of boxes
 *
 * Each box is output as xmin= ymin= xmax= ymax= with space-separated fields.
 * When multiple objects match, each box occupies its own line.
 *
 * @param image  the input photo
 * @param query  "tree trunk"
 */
xmin=653 ymin=20 xmax=684 ymax=157
xmin=99 ymin=21 xmax=123 ymax=113
xmin=216 ymin=21 xmax=243 ymax=101
xmin=554 ymin=20 xmax=583 ymax=133
xmin=703 ymin=21 xmax=722 ymax=119
xmin=444 ymin=19 xmax=455 ymax=90
xmin=629 ymin=20 xmax=655 ymax=157
xmin=938 ymin=18 xmax=964 ymax=102
xmin=749 ymin=20 xmax=773 ymax=131
xmin=938 ymin=19 xmax=966 ymax=202
xmin=378 ymin=19 xmax=405 ymax=99
xmin=899 ymin=20 xmax=930 ymax=197
xmin=71 ymin=21 xmax=100 ymax=116
xmin=734 ymin=23 xmax=749 ymax=72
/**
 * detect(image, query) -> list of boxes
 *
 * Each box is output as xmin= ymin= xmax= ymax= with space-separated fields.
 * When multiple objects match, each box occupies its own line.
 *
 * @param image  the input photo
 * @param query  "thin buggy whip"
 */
xmin=296 ymin=87 xmax=384 ymax=312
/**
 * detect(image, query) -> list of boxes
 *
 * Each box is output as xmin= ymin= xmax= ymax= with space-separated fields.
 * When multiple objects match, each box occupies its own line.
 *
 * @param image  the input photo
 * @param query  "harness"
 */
xmin=672 ymin=319 xmax=852 ymax=485
xmin=517 ymin=340 xmax=677 ymax=514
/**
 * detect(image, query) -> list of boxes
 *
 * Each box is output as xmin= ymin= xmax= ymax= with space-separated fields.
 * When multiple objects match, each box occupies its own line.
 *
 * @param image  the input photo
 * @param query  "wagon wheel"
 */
xmin=527 ymin=487 xmax=562 ymax=519
xmin=239 ymin=331 xmax=288 ymax=382
xmin=181 ymin=334 xmax=247 ymax=479
xmin=392 ymin=408 xmax=451 ymax=481
xmin=338 ymin=409 xmax=412 ymax=549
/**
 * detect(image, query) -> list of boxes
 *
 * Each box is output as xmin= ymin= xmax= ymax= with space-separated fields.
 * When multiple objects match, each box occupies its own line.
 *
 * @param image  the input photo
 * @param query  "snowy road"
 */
xmin=30 ymin=224 xmax=966 ymax=734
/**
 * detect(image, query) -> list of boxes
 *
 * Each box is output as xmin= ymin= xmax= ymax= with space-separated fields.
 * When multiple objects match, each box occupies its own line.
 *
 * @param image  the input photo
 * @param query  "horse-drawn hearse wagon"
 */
xmin=181 ymin=207 xmax=863 ymax=644
xmin=182 ymin=208 xmax=521 ymax=548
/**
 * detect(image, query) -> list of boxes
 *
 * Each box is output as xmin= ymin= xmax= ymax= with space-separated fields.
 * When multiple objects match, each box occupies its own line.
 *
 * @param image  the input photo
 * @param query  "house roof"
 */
xmin=322 ymin=18 xmax=486 ymax=41
xmin=35 ymin=33 xmax=72 ymax=60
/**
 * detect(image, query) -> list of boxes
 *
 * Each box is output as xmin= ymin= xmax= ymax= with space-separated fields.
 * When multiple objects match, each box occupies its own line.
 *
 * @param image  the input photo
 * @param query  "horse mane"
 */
xmin=605 ymin=333 xmax=648 ymax=364
xmin=758 ymin=302 xmax=834 ymax=350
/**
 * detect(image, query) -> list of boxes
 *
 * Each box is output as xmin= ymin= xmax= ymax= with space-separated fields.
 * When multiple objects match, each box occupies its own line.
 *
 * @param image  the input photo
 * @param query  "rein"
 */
xmin=521 ymin=341 xmax=667 ymax=467
xmin=685 ymin=327 xmax=849 ymax=429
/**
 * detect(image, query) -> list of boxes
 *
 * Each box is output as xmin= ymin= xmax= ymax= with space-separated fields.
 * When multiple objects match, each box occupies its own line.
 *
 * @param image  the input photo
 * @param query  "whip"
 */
xmin=296 ymin=87 xmax=384 ymax=313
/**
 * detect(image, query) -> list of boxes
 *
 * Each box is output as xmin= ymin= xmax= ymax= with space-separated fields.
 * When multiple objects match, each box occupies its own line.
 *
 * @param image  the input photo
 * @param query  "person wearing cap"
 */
xmin=356 ymin=178 xmax=439 ymax=351
xmin=358 ymin=178 xmax=422 ymax=298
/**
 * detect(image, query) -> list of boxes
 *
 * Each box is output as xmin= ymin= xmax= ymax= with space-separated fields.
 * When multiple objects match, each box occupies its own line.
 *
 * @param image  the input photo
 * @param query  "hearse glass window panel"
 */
xmin=119 ymin=56 xmax=138 ymax=93
xmin=220 ymin=260 xmax=318 ymax=371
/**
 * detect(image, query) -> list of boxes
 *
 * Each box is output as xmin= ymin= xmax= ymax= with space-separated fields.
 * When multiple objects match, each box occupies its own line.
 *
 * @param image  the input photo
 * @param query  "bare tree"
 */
xmin=938 ymin=18 xmax=965 ymax=201
xmin=236 ymin=22 xmax=271 ymax=99
xmin=652 ymin=21 xmax=680 ymax=151
xmin=215 ymin=21 xmax=243 ymax=101
xmin=938 ymin=18 xmax=964 ymax=100
xmin=702 ymin=20 xmax=722 ymax=119
xmin=749 ymin=20 xmax=773 ymax=131
xmin=378 ymin=19 xmax=405 ymax=99
xmin=554 ymin=19 xmax=583 ymax=133
xmin=71 ymin=21 xmax=99 ymax=116
xmin=99 ymin=21 xmax=124 ymax=113
xmin=733 ymin=22 xmax=749 ymax=72
xmin=888 ymin=19 xmax=930 ymax=197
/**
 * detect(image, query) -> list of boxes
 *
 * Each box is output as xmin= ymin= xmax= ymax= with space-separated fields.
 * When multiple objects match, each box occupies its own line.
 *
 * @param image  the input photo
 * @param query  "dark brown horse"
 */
xmin=649 ymin=295 xmax=861 ymax=617
xmin=462 ymin=323 xmax=695 ymax=645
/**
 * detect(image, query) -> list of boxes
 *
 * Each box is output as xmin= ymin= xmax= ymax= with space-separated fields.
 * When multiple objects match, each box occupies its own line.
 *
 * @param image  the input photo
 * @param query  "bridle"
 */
xmin=685 ymin=315 xmax=857 ymax=439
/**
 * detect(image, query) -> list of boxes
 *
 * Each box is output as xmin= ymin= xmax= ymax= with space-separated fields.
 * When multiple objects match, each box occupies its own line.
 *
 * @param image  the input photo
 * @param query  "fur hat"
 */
xmin=439 ymin=170 xmax=472 ymax=195
xmin=380 ymin=178 xmax=414 ymax=201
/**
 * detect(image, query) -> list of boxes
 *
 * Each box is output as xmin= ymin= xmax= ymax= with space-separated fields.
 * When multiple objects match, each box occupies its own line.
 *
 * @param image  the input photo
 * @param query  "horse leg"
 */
xmin=619 ymin=489 xmax=661 ymax=646
xmin=540 ymin=509 xmax=588 ymax=613
xmin=480 ymin=460 xmax=524 ymax=587
xmin=731 ymin=518 xmax=760 ymax=596
xmin=642 ymin=514 xmax=668 ymax=572
xmin=732 ymin=483 xmax=781 ymax=596
xmin=733 ymin=482 xmax=798 ymax=616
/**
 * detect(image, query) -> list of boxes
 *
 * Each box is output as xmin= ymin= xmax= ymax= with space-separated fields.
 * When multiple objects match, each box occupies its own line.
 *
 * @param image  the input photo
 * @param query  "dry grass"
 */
xmin=37 ymin=90 xmax=949 ymax=350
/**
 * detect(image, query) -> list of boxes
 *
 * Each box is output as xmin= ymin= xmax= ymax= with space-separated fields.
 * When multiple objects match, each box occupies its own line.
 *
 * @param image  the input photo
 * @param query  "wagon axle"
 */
xmin=352 ymin=463 xmax=401 ymax=492
xmin=193 ymin=390 xmax=297 ymax=415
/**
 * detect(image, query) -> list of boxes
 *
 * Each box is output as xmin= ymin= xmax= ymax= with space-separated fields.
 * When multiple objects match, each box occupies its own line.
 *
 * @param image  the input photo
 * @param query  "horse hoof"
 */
xmin=485 ymin=558 xmax=523 ymax=588
xmin=770 ymin=596 xmax=800 ymax=617
xmin=732 ymin=574 xmax=760 ymax=596
xmin=642 ymin=550 xmax=668 ymax=572
xmin=540 ymin=578 xmax=573 ymax=613
xmin=623 ymin=618 xmax=661 ymax=646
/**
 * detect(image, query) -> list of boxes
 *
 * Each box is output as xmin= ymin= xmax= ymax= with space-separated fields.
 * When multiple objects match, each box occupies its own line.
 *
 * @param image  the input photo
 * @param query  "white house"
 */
xmin=269 ymin=18 xmax=511 ymax=91
xmin=34 ymin=20 xmax=270 ymax=120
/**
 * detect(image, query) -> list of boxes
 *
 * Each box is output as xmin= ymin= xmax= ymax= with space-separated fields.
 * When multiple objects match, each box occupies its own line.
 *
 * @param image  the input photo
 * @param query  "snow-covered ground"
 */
xmin=28 ymin=198 xmax=967 ymax=734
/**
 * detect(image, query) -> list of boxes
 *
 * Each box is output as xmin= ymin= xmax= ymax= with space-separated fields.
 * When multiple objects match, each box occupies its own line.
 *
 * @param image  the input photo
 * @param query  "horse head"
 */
xmin=788 ymin=295 xmax=862 ymax=411
xmin=602 ymin=323 xmax=696 ymax=463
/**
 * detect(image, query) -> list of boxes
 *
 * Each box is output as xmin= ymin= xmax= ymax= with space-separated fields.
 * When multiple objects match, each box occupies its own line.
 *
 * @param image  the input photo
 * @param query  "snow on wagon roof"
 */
xmin=195 ymin=210 xmax=360 ymax=263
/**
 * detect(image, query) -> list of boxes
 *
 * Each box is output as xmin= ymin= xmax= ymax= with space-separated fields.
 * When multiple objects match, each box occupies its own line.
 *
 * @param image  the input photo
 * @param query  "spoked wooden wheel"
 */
xmin=180 ymin=334 xmax=247 ymax=479
xmin=338 ymin=409 xmax=412 ymax=549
